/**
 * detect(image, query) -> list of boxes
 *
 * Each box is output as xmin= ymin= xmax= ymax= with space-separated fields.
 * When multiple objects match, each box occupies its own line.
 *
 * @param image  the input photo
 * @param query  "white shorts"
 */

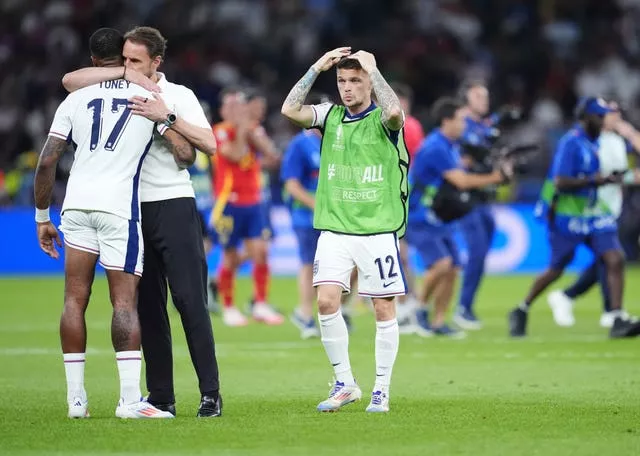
xmin=313 ymin=231 xmax=407 ymax=298
xmin=60 ymin=210 xmax=143 ymax=277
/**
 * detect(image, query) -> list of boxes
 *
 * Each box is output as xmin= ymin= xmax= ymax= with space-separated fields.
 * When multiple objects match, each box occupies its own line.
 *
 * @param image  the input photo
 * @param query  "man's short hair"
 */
xmin=245 ymin=87 xmax=266 ymax=102
xmin=336 ymin=57 xmax=363 ymax=71
xmin=124 ymin=26 xmax=167 ymax=59
xmin=219 ymin=85 xmax=244 ymax=103
xmin=89 ymin=28 xmax=124 ymax=60
xmin=457 ymin=79 xmax=487 ymax=104
xmin=391 ymin=82 xmax=413 ymax=102
xmin=431 ymin=97 xmax=462 ymax=126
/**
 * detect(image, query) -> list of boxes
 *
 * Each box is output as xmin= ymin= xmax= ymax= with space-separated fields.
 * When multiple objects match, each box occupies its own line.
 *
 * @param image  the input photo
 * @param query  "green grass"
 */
xmin=1 ymin=273 xmax=639 ymax=456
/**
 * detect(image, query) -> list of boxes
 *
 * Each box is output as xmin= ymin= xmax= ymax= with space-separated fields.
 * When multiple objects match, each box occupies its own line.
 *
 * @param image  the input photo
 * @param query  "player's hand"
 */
xmin=350 ymin=50 xmax=377 ymax=73
xmin=124 ymin=68 xmax=161 ymax=93
xmin=311 ymin=47 xmax=352 ymax=72
xmin=129 ymin=93 xmax=171 ymax=123
xmin=37 ymin=222 xmax=62 ymax=259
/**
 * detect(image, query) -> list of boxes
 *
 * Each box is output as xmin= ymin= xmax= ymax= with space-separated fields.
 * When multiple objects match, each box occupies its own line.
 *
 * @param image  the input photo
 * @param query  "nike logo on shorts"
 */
xmin=383 ymin=281 xmax=397 ymax=288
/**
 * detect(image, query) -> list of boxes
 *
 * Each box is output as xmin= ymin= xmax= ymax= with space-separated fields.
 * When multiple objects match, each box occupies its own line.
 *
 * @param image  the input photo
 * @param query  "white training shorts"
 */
xmin=59 ymin=210 xmax=143 ymax=277
xmin=313 ymin=231 xmax=407 ymax=298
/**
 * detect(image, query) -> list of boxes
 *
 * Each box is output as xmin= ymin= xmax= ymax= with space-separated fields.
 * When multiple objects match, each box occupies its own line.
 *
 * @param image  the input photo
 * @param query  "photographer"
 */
xmin=405 ymin=97 xmax=512 ymax=338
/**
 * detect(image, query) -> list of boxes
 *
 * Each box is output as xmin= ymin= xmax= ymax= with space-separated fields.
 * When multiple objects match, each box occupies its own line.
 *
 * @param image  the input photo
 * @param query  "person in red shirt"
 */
xmin=211 ymin=88 xmax=281 ymax=327
xmin=390 ymin=83 xmax=425 ymax=329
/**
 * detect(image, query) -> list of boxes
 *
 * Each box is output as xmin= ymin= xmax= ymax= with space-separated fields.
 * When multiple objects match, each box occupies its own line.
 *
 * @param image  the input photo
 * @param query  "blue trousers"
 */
xmin=458 ymin=205 xmax=495 ymax=312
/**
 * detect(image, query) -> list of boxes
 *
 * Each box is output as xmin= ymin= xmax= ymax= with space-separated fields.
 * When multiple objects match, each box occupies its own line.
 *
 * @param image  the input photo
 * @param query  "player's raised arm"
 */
xmin=62 ymin=67 xmax=161 ymax=93
xmin=351 ymin=51 xmax=404 ymax=131
xmin=281 ymin=47 xmax=351 ymax=128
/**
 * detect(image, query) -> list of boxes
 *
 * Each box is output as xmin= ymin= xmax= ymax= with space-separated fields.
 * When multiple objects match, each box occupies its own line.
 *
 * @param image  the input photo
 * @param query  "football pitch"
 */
xmin=1 ymin=273 xmax=639 ymax=456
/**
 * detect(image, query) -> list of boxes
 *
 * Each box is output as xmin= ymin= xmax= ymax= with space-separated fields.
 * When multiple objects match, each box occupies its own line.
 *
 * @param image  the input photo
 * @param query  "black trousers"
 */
xmin=139 ymin=197 xmax=220 ymax=403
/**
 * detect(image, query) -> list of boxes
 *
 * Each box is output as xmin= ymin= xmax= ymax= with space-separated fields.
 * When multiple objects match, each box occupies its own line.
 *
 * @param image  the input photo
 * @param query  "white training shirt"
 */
xmin=49 ymin=79 xmax=155 ymax=221
xmin=598 ymin=131 xmax=629 ymax=218
xmin=139 ymin=73 xmax=211 ymax=202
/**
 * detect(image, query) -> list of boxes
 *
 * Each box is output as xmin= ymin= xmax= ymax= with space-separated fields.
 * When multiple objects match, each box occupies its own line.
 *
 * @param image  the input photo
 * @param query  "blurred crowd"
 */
xmin=1 ymin=0 xmax=640 ymax=241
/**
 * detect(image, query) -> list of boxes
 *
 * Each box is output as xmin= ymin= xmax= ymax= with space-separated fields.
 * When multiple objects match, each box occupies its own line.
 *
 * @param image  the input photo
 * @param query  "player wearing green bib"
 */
xmin=282 ymin=47 xmax=407 ymax=413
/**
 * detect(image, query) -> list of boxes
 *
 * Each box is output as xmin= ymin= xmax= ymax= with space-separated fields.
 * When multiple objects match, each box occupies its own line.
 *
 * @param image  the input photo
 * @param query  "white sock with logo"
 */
xmin=318 ymin=310 xmax=355 ymax=385
xmin=116 ymin=351 xmax=142 ymax=405
xmin=63 ymin=353 xmax=87 ymax=403
xmin=374 ymin=319 xmax=399 ymax=393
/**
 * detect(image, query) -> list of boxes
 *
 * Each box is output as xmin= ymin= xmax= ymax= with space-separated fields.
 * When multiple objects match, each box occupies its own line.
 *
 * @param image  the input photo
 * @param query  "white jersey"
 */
xmin=139 ymin=73 xmax=211 ymax=203
xmin=598 ymin=131 xmax=629 ymax=217
xmin=49 ymin=79 xmax=155 ymax=221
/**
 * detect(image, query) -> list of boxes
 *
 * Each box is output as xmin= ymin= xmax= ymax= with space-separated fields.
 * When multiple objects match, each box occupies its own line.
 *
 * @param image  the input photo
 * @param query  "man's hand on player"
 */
xmin=124 ymin=68 xmax=161 ymax=93
xmin=312 ymin=47 xmax=352 ymax=72
xmin=37 ymin=222 xmax=62 ymax=259
xmin=129 ymin=93 xmax=171 ymax=123
xmin=350 ymin=50 xmax=377 ymax=73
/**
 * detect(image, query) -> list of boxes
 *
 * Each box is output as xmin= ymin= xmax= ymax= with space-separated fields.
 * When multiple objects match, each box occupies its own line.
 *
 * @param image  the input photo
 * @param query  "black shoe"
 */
xmin=197 ymin=394 xmax=222 ymax=418
xmin=609 ymin=316 xmax=640 ymax=339
xmin=508 ymin=308 xmax=528 ymax=337
xmin=147 ymin=399 xmax=176 ymax=417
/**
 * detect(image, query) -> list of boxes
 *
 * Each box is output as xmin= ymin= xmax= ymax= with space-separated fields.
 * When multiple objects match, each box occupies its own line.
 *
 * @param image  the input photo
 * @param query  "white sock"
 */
xmin=116 ymin=351 xmax=142 ymax=404
xmin=63 ymin=353 xmax=87 ymax=403
xmin=374 ymin=319 xmax=399 ymax=392
xmin=318 ymin=310 xmax=355 ymax=385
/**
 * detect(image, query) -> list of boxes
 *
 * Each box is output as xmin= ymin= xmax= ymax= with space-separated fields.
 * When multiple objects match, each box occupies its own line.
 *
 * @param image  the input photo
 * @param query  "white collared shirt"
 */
xmin=139 ymin=72 xmax=211 ymax=203
xmin=597 ymin=131 xmax=629 ymax=217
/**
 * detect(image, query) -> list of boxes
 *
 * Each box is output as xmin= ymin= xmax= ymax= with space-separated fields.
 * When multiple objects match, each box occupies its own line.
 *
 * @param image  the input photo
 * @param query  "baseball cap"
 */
xmin=575 ymin=97 xmax=615 ymax=118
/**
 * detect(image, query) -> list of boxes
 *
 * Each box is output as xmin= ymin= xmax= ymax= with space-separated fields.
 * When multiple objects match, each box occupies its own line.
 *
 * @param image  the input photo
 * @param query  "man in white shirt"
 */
xmin=62 ymin=26 xmax=222 ymax=418
xmin=548 ymin=101 xmax=640 ymax=328
xmin=34 ymin=28 xmax=183 ymax=420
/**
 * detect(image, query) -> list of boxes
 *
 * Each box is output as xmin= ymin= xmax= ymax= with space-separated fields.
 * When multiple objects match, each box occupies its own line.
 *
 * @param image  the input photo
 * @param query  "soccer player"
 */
xmin=282 ymin=47 xmax=408 ymax=413
xmin=35 ymin=28 xmax=181 ymax=419
xmin=548 ymin=102 xmax=640 ymax=328
xmin=62 ymin=26 xmax=222 ymax=418
xmin=281 ymin=93 xmax=328 ymax=339
xmin=407 ymin=97 xmax=510 ymax=338
xmin=212 ymin=88 xmax=282 ymax=326
xmin=508 ymin=97 xmax=640 ymax=339
xmin=390 ymin=82 xmax=424 ymax=329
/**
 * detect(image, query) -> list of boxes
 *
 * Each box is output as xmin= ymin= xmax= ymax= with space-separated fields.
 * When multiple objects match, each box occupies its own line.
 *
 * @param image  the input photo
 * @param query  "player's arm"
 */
xmin=614 ymin=120 xmax=640 ymax=154
xmin=552 ymin=142 xmax=616 ymax=190
xmin=281 ymin=47 xmax=351 ymax=128
xmin=162 ymin=128 xmax=196 ymax=169
xmin=61 ymin=67 xmax=160 ymax=93
xmin=249 ymin=126 xmax=280 ymax=168
xmin=130 ymin=92 xmax=216 ymax=156
xmin=351 ymin=51 xmax=404 ymax=131
xmin=218 ymin=124 xmax=251 ymax=163
xmin=33 ymin=136 xmax=66 ymax=259
xmin=284 ymin=179 xmax=315 ymax=210
xmin=443 ymin=168 xmax=506 ymax=190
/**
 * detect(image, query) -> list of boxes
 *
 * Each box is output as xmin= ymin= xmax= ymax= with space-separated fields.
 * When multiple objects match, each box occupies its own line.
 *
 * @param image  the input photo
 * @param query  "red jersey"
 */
xmin=404 ymin=115 xmax=425 ymax=162
xmin=211 ymin=121 xmax=262 ymax=206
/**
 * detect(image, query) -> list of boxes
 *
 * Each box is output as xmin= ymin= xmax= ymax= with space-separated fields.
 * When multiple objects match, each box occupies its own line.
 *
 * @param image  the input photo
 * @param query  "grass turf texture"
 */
xmin=0 ymin=273 xmax=639 ymax=456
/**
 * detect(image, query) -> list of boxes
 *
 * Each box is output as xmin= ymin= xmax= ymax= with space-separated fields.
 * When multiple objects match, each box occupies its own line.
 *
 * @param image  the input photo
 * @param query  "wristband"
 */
xmin=35 ymin=207 xmax=50 ymax=223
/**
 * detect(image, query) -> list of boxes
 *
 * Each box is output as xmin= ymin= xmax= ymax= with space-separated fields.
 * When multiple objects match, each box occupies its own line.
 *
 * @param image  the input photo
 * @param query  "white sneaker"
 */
xmin=317 ymin=381 xmax=362 ymax=412
xmin=223 ymin=306 xmax=249 ymax=327
xmin=547 ymin=290 xmax=575 ymax=327
xmin=115 ymin=398 xmax=175 ymax=419
xmin=365 ymin=390 xmax=390 ymax=413
xmin=68 ymin=396 xmax=89 ymax=419
xmin=252 ymin=303 xmax=284 ymax=325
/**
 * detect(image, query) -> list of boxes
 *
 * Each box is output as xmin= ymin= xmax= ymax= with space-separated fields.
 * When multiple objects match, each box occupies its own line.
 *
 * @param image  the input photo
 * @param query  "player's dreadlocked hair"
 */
xmin=89 ymin=28 xmax=124 ymax=61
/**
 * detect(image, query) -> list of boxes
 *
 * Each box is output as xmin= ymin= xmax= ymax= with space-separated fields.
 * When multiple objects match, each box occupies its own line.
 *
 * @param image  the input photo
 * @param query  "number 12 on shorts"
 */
xmin=375 ymin=255 xmax=398 ymax=282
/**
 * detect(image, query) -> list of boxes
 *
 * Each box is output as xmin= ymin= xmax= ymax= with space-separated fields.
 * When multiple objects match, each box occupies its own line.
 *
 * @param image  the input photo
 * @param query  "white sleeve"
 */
xmin=48 ymin=96 xmax=75 ymax=141
xmin=310 ymin=102 xmax=333 ymax=129
xmin=174 ymin=88 xmax=211 ymax=129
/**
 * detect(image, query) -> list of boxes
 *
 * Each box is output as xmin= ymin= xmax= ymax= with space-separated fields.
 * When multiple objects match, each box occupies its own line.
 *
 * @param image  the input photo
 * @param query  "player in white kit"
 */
xmin=548 ymin=101 xmax=640 ymax=327
xmin=34 ymin=28 xmax=189 ymax=419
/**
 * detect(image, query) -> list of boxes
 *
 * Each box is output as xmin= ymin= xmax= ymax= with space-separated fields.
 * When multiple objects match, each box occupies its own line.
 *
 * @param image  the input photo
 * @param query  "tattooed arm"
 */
xmin=281 ymin=47 xmax=351 ymax=128
xmin=163 ymin=129 xmax=196 ymax=169
xmin=34 ymin=136 xmax=67 ymax=259
xmin=34 ymin=137 xmax=68 ymax=209
xmin=351 ymin=51 xmax=404 ymax=131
